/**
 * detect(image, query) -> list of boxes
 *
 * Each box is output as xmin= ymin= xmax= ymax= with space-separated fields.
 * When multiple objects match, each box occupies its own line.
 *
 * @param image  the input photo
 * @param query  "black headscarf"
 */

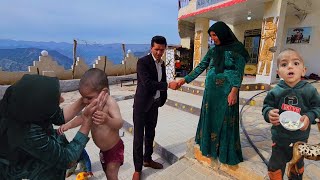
xmin=0 ymin=74 xmax=61 ymax=162
xmin=208 ymin=21 xmax=250 ymax=74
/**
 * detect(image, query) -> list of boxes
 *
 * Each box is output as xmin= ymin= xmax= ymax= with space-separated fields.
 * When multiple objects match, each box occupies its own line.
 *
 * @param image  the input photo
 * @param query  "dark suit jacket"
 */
xmin=133 ymin=54 xmax=168 ymax=112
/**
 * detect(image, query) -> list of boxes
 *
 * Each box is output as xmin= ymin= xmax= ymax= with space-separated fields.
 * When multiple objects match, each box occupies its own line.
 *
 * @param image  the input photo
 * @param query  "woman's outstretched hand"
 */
xmin=168 ymin=78 xmax=186 ymax=90
xmin=177 ymin=78 xmax=186 ymax=87
xmin=168 ymin=81 xmax=178 ymax=90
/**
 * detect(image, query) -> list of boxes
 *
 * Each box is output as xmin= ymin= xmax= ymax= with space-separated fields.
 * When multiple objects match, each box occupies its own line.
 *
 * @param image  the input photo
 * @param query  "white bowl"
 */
xmin=279 ymin=111 xmax=303 ymax=131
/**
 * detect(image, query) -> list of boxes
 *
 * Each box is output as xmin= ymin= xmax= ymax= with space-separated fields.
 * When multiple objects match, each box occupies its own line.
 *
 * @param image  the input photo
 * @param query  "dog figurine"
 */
xmin=286 ymin=122 xmax=320 ymax=178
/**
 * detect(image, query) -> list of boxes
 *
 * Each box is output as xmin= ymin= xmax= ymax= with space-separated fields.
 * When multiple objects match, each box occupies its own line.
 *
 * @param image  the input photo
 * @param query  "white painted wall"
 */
xmin=281 ymin=0 xmax=320 ymax=75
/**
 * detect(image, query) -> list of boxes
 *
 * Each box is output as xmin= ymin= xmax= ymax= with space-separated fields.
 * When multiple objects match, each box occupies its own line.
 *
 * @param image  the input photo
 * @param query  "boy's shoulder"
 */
xmin=103 ymin=96 xmax=118 ymax=109
xmin=268 ymin=83 xmax=282 ymax=92
xmin=296 ymin=81 xmax=317 ymax=92
xmin=107 ymin=95 xmax=117 ymax=104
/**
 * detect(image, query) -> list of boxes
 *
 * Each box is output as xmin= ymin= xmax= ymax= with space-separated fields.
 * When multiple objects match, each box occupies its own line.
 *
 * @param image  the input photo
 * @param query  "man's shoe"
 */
xmin=143 ymin=160 xmax=163 ymax=169
xmin=132 ymin=171 xmax=141 ymax=180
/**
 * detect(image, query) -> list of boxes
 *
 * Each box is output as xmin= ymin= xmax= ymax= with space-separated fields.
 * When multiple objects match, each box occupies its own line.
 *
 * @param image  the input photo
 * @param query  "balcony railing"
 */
xmin=178 ymin=0 xmax=191 ymax=9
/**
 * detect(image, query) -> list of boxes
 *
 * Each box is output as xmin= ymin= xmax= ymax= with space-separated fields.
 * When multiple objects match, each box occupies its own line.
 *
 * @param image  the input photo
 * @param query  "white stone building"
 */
xmin=178 ymin=0 xmax=319 ymax=84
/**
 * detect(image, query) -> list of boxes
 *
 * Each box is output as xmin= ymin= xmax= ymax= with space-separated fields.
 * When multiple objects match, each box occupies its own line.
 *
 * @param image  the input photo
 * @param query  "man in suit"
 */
xmin=132 ymin=36 xmax=176 ymax=180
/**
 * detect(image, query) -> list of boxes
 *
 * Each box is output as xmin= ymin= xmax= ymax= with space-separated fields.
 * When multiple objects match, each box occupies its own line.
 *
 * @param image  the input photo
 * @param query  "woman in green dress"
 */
xmin=0 ymin=74 xmax=101 ymax=179
xmin=178 ymin=21 xmax=249 ymax=165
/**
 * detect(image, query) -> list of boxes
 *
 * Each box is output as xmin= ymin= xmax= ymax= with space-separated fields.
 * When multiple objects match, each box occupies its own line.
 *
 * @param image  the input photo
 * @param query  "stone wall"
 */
xmin=0 ymin=52 xmax=138 ymax=85
xmin=93 ymin=53 xmax=138 ymax=76
xmin=0 ymin=71 xmax=33 ymax=85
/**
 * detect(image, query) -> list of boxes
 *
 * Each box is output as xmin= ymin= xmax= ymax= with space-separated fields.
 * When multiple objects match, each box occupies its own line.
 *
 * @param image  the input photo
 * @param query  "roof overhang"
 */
xmin=178 ymin=0 xmax=272 ymax=25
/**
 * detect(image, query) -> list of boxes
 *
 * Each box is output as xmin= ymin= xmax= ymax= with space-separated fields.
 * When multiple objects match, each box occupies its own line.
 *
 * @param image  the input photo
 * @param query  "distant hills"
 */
xmin=0 ymin=48 xmax=73 ymax=71
xmin=0 ymin=39 xmax=150 ymax=71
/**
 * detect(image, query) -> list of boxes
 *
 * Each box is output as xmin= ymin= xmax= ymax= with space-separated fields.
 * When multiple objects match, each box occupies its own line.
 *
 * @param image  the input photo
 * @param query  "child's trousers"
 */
xmin=268 ymin=140 xmax=305 ymax=180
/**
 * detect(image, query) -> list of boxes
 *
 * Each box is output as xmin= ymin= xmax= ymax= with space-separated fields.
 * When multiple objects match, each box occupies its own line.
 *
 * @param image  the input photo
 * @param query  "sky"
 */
xmin=0 ymin=0 xmax=180 ymax=44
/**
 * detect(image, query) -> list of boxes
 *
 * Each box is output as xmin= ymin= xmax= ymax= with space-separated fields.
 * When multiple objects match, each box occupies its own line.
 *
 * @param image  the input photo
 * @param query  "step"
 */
xmin=184 ymin=78 xmax=271 ymax=91
xmin=184 ymin=130 xmax=269 ymax=180
xmin=178 ymin=83 xmax=204 ymax=96
xmin=176 ymin=81 xmax=267 ymax=107
xmin=192 ymin=144 xmax=268 ymax=180
xmin=149 ymin=157 xmax=234 ymax=180
xmin=166 ymin=89 xmax=202 ymax=116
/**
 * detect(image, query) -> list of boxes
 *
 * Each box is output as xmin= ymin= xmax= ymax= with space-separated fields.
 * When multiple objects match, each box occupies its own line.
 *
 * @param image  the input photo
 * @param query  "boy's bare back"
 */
xmin=91 ymin=95 xmax=124 ymax=151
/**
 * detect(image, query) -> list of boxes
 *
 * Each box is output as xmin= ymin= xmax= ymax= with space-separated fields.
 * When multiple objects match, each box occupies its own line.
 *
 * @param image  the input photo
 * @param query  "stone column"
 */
xmin=256 ymin=0 xmax=287 ymax=84
xmin=165 ymin=48 xmax=175 ymax=81
xmin=193 ymin=18 xmax=209 ymax=70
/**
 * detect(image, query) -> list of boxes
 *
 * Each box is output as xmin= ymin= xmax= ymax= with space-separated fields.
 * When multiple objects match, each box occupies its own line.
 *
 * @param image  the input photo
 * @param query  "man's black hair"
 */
xmin=151 ymin=35 xmax=167 ymax=47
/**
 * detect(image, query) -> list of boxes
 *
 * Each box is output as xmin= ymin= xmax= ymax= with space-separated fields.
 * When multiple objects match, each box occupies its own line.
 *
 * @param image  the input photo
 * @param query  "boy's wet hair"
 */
xmin=276 ymin=48 xmax=304 ymax=67
xmin=79 ymin=68 xmax=109 ymax=93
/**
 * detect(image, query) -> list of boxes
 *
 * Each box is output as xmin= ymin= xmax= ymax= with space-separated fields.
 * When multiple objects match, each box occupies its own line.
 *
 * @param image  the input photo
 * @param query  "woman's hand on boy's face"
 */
xmin=96 ymin=90 xmax=108 ymax=111
xmin=269 ymin=109 xmax=280 ymax=126
xmin=299 ymin=115 xmax=310 ymax=131
xmin=83 ymin=99 xmax=98 ymax=118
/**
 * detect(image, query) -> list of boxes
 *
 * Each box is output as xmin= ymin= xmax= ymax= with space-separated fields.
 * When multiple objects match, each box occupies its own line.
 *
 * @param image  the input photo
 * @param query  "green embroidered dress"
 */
xmin=184 ymin=21 xmax=249 ymax=165
xmin=185 ymin=49 xmax=246 ymax=165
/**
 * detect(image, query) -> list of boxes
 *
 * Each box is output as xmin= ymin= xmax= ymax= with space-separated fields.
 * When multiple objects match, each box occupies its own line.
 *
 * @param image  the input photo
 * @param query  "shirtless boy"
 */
xmin=59 ymin=68 xmax=124 ymax=180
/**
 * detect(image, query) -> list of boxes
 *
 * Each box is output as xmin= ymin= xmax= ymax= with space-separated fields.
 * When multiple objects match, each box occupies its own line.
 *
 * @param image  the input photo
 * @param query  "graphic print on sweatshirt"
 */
xmin=281 ymin=95 xmax=301 ymax=113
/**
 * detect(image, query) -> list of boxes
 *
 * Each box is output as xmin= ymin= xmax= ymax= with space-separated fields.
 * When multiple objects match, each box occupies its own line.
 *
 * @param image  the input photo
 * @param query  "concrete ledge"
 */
xmin=59 ymin=79 xmax=80 ymax=92
xmin=166 ymin=99 xmax=201 ymax=116
xmin=220 ymin=161 xmax=267 ymax=180
xmin=0 ymin=80 xmax=81 ymax=99
xmin=179 ymin=85 xmax=204 ymax=96
xmin=178 ymin=83 xmax=266 ymax=107
xmin=0 ymin=74 xmax=137 ymax=99
xmin=189 ymin=80 xmax=272 ymax=91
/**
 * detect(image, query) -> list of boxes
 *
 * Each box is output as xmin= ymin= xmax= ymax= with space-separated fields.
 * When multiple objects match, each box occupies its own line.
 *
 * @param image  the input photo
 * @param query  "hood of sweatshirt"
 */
xmin=277 ymin=80 xmax=308 ymax=89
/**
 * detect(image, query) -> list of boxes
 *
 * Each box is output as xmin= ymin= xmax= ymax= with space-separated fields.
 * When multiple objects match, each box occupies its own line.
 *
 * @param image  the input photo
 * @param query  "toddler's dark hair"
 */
xmin=79 ymin=68 xmax=109 ymax=93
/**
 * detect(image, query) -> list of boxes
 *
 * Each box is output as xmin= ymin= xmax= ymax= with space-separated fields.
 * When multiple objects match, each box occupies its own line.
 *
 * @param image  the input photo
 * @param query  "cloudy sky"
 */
xmin=0 ymin=0 xmax=180 ymax=44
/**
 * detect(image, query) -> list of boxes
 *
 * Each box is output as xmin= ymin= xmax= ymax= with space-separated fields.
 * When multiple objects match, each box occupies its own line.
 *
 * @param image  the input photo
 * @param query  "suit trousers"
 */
xmin=133 ymin=99 xmax=160 ymax=172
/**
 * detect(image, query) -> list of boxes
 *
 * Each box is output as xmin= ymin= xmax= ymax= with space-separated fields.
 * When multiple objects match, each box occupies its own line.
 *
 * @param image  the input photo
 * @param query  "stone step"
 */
xmin=186 ymin=79 xmax=271 ymax=91
xmin=192 ymin=145 xmax=268 ymax=180
xmin=175 ymin=83 xmax=266 ymax=107
xmin=177 ymin=78 xmax=270 ymax=107
xmin=167 ymin=89 xmax=202 ymax=116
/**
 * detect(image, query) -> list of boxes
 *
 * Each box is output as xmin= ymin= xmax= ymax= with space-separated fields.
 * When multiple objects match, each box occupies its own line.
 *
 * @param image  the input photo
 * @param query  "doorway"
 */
xmin=243 ymin=29 xmax=261 ymax=75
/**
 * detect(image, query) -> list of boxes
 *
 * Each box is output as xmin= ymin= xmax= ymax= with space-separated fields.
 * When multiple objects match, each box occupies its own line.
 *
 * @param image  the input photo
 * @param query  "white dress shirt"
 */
xmin=151 ymin=54 xmax=163 ymax=100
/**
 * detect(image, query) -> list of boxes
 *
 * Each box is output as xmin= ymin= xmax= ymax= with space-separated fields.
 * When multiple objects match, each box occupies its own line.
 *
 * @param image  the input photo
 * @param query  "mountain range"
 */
xmin=0 ymin=48 xmax=73 ymax=71
xmin=0 ymin=39 xmax=150 ymax=71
